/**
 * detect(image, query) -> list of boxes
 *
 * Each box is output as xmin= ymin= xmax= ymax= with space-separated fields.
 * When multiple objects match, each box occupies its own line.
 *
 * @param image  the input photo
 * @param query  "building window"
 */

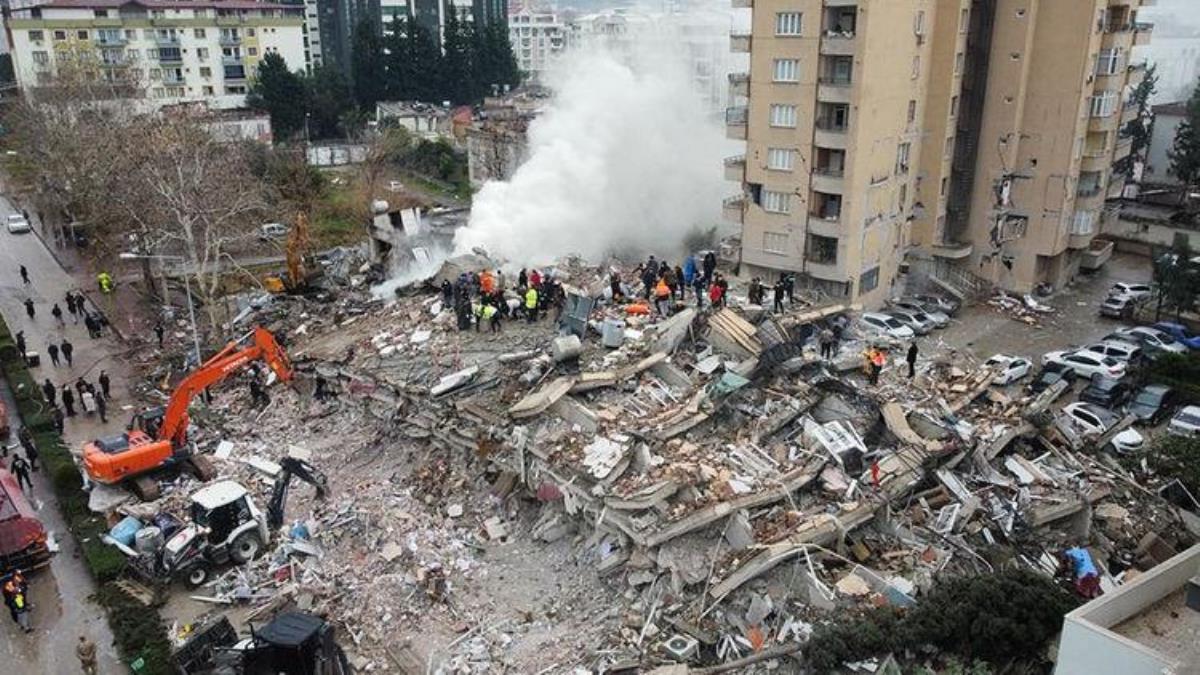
xmin=896 ymin=142 xmax=911 ymax=174
xmin=194 ymin=28 xmax=207 ymax=39
xmin=762 ymin=190 xmax=791 ymax=214
xmin=200 ymin=66 xmax=212 ymax=77
xmin=907 ymin=100 xmax=916 ymax=123
xmin=763 ymin=232 xmax=788 ymax=254
xmin=767 ymin=148 xmax=795 ymax=171
xmin=150 ymin=68 xmax=161 ymax=80
xmin=1089 ymin=91 xmax=1117 ymax=117
xmin=75 ymin=30 xmax=89 ymax=40
xmin=914 ymin=10 xmax=925 ymax=37
xmin=955 ymin=52 xmax=964 ymax=74
xmin=950 ymin=95 xmax=959 ymax=117
xmin=203 ymin=85 xmax=214 ymax=95
xmin=912 ymin=55 xmax=920 ymax=79
xmin=775 ymin=12 xmax=802 ymax=36
xmin=769 ymin=104 xmax=797 ymax=128
xmin=53 ymin=30 xmax=67 ymax=41
xmin=144 ymin=29 xmax=154 ymax=39
xmin=945 ymin=136 xmax=955 ymax=160
xmin=126 ymin=48 xmax=139 ymax=60
xmin=31 ymin=51 xmax=49 ymax=65
xmin=198 ymin=48 xmax=209 ymax=59
xmin=941 ymin=176 xmax=949 ymax=197
xmin=1071 ymin=210 xmax=1097 ymax=235
xmin=1096 ymin=48 xmax=1122 ymax=75
xmin=860 ymin=267 xmax=880 ymax=293
xmin=773 ymin=58 xmax=798 ymax=82
xmin=247 ymin=28 xmax=257 ymax=37
xmin=248 ymin=47 xmax=258 ymax=56
xmin=93 ymin=9 xmax=107 ymax=17
xmin=807 ymin=234 xmax=838 ymax=264
xmin=960 ymin=7 xmax=969 ymax=31
xmin=28 ymin=30 xmax=44 ymax=42
xmin=899 ymin=183 xmax=908 ymax=209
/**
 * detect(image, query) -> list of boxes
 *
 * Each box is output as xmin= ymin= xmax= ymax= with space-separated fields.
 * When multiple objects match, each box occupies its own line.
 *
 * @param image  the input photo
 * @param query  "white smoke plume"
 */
xmin=453 ymin=30 xmax=733 ymax=266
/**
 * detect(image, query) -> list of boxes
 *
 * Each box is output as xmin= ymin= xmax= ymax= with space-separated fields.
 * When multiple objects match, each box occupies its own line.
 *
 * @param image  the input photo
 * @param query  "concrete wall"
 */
xmin=1145 ymin=111 xmax=1184 ymax=184
xmin=1054 ymin=543 xmax=1200 ymax=675
xmin=1101 ymin=216 xmax=1200 ymax=252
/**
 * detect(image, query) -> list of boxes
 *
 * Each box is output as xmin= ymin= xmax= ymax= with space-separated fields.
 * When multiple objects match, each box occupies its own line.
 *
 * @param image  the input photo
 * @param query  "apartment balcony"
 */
xmin=158 ymin=51 xmax=184 ymax=65
xmin=814 ymin=120 xmax=849 ymax=150
xmin=1127 ymin=61 xmax=1148 ymax=86
xmin=1133 ymin=22 xmax=1153 ymax=45
xmin=1076 ymin=185 xmax=1105 ymax=210
xmin=930 ymin=239 xmax=974 ymax=260
xmin=219 ymin=35 xmax=243 ymax=46
xmin=1088 ymin=113 xmax=1120 ymax=133
xmin=224 ymin=66 xmax=247 ymax=81
xmin=730 ymin=0 xmax=752 ymax=8
xmin=1121 ymin=103 xmax=1138 ymax=124
xmin=96 ymin=36 xmax=127 ymax=47
xmin=819 ymin=33 xmax=856 ymax=56
xmin=724 ymin=155 xmax=745 ymax=182
xmin=154 ymin=34 xmax=181 ymax=46
xmin=730 ymin=32 xmax=751 ymax=53
xmin=99 ymin=59 xmax=128 ymax=68
xmin=823 ymin=0 xmax=859 ymax=6
xmin=1068 ymin=230 xmax=1096 ymax=250
xmin=811 ymin=168 xmax=845 ymax=194
xmin=806 ymin=212 xmax=842 ymax=238
xmin=162 ymin=75 xmax=185 ymax=85
xmin=804 ymin=259 xmax=847 ymax=283
xmin=1108 ymin=175 xmax=1127 ymax=198
xmin=1095 ymin=68 xmax=1124 ymax=89
xmin=725 ymin=106 xmax=748 ymax=140
xmin=817 ymin=77 xmax=853 ymax=105
xmin=222 ymin=55 xmax=244 ymax=66
xmin=1113 ymin=136 xmax=1133 ymax=161
xmin=727 ymin=72 xmax=749 ymax=98
xmin=722 ymin=195 xmax=745 ymax=224
xmin=1081 ymin=149 xmax=1110 ymax=172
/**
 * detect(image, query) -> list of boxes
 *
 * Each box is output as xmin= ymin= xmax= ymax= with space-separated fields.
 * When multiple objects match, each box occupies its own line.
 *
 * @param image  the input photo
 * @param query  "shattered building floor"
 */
xmin=119 ymin=260 xmax=1199 ymax=674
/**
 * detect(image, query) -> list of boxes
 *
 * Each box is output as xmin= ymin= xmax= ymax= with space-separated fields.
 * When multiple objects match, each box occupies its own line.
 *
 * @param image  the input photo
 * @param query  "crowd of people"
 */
xmin=440 ymin=266 xmax=569 ymax=332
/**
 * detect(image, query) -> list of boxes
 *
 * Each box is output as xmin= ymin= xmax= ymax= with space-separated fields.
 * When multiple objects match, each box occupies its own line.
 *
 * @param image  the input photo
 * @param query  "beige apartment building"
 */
xmin=727 ymin=0 xmax=1153 ymax=304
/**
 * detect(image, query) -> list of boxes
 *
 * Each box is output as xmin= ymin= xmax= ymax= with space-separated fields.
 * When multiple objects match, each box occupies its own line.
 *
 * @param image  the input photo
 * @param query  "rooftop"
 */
xmin=25 ymin=0 xmax=298 ymax=11
xmin=1112 ymin=587 xmax=1200 ymax=668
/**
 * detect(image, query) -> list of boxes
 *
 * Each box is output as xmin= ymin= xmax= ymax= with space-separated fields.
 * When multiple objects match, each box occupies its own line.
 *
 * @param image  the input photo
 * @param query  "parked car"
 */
xmin=912 ymin=293 xmax=960 ymax=316
xmin=1127 ymin=385 xmax=1178 ymax=426
xmin=1083 ymin=341 xmax=1143 ymax=364
xmin=859 ymin=312 xmax=915 ymax=340
xmin=1029 ymin=362 xmax=1077 ymax=394
xmin=1079 ymin=375 xmax=1133 ymax=408
xmin=1061 ymin=402 xmax=1146 ymax=454
xmin=885 ymin=309 xmax=935 ymax=335
xmin=1041 ymin=349 xmax=1127 ymax=380
xmin=1099 ymin=294 xmax=1142 ymax=319
xmin=1167 ymin=405 xmax=1200 ymax=437
xmin=888 ymin=298 xmax=950 ymax=328
xmin=984 ymin=354 xmax=1033 ymax=386
xmin=1115 ymin=326 xmax=1188 ymax=355
xmin=1108 ymin=282 xmax=1154 ymax=301
xmin=258 ymin=223 xmax=289 ymax=240
xmin=1150 ymin=322 xmax=1200 ymax=350
xmin=5 ymin=214 xmax=30 ymax=234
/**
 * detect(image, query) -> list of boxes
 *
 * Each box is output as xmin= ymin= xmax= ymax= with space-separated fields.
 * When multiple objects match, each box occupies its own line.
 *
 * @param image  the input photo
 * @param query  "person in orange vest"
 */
xmin=870 ymin=348 xmax=886 ymax=385
xmin=654 ymin=277 xmax=671 ymax=316
xmin=479 ymin=270 xmax=495 ymax=300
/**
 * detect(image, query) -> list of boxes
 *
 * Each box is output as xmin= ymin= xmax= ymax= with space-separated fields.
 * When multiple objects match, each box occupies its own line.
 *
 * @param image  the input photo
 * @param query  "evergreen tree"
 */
xmin=1116 ymin=63 xmax=1157 ymax=179
xmin=440 ymin=4 xmax=477 ymax=105
xmin=1168 ymin=76 xmax=1200 ymax=199
xmin=246 ymin=53 xmax=306 ymax=140
xmin=408 ymin=15 xmax=444 ymax=103
xmin=384 ymin=16 xmax=409 ymax=100
xmin=304 ymin=65 xmax=353 ymax=140
xmin=487 ymin=20 xmax=520 ymax=90
xmin=350 ymin=17 xmax=386 ymax=112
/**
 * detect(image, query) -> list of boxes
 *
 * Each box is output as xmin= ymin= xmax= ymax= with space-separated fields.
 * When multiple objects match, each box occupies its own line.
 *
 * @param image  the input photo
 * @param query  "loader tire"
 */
xmin=230 ymin=531 xmax=262 ymax=564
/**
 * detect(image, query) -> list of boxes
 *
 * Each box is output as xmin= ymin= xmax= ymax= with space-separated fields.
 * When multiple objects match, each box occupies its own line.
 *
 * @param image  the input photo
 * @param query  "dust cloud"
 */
xmin=452 ymin=36 xmax=731 ymax=266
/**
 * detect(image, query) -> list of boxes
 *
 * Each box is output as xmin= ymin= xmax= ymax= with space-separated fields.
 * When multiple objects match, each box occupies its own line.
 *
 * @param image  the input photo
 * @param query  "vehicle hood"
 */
xmin=1113 ymin=428 xmax=1145 ymax=448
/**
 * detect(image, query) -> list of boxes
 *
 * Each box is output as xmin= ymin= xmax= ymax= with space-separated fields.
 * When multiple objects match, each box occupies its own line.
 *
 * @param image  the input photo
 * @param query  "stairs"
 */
xmin=929 ymin=258 xmax=994 ymax=302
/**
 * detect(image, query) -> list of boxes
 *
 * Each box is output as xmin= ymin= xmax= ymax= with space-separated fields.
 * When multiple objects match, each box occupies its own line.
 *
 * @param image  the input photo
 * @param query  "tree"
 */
xmin=1145 ymin=434 xmax=1200 ymax=496
xmin=440 ymin=5 xmax=477 ymax=105
xmin=350 ymin=17 xmax=386 ymax=112
xmin=304 ymin=65 xmax=353 ymax=140
xmin=246 ymin=53 xmax=306 ymax=140
xmin=477 ymin=20 xmax=519 ymax=93
xmin=1168 ymin=76 xmax=1200 ymax=200
xmin=1151 ymin=239 xmax=1200 ymax=321
xmin=406 ymin=16 xmax=444 ymax=103
xmin=1115 ymin=63 xmax=1157 ymax=179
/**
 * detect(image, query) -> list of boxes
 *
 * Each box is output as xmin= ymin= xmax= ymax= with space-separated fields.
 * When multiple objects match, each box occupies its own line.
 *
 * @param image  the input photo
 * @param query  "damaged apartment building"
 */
xmin=726 ymin=0 xmax=1154 ymax=304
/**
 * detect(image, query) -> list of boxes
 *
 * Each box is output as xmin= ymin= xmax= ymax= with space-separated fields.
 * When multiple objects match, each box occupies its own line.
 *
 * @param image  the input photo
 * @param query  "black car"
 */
xmin=1029 ymin=362 xmax=1077 ymax=394
xmin=1127 ymin=384 xmax=1177 ymax=425
xmin=1079 ymin=375 xmax=1132 ymax=408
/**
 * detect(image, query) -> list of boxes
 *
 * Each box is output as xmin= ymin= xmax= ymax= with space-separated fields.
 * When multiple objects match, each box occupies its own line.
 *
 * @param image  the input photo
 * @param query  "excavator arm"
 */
xmin=267 ymin=457 xmax=328 ymax=530
xmin=158 ymin=326 xmax=293 ymax=447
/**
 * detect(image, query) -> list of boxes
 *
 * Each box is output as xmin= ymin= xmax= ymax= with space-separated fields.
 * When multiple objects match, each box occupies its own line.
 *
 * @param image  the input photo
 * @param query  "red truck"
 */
xmin=0 ymin=468 xmax=50 ymax=574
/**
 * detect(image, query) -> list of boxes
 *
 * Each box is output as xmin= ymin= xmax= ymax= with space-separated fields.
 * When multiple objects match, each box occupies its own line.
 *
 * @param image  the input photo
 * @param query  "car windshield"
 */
xmin=1157 ymin=332 xmax=1178 ymax=344
xmin=884 ymin=318 xmax=904 ymax=329
xmin=1134 ymin=390 xmax=1163 ymax=406
xmin=1089 ymin=407 xmax=1117 ymax=426
xmin=913 ymin=312 xmax=928 ymax=321
xmin=7 ymin=215 xmax=21 ymax=222
xmin=1101 ymin=356 xmax=1120 ymax=367
xmin=1176 ymin=412 xmax=1200 ymax=427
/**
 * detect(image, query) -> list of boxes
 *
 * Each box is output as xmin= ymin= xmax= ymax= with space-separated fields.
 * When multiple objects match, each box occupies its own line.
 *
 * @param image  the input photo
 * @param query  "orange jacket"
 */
xmin=480 ymin=272 xmax=495 ymax=295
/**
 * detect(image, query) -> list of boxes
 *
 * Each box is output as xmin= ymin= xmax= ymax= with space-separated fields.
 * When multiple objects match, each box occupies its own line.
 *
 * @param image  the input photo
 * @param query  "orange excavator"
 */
xmin=83 ymin=326 xmax=293 ymax=501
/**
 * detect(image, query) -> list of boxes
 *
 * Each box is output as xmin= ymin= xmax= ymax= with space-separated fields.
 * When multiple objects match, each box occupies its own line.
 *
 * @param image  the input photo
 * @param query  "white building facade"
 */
xmin=507 ymin=9 xmax=565 ymax=82
xmin=6 ymin=0 xmax=307 ymax=109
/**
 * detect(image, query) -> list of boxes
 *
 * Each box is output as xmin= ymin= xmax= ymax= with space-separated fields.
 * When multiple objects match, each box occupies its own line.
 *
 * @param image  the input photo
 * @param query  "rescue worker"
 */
xmin=3 ymin=574 xmax=28 ymax=627
xmin=870 ymin=348 xmax=886 ymax=385
xmin=98 ymin=370 xmax=111 ymax=399
xmin=11 ymin=455 xmax=32 ymax=492
xmin=249 ymin=377 xmax=269 ymax=407
xmin=654 ymin=277 xmax=671 ymax=317
xmin=819 ymin=327 xmax=836 ymax=359
xmin=96 ymin=390 xmax=107 ymax=424
xmin=154 ymin=321 xmax=165 ymax=348
xmin=773 ymin=279 xmax=786 ymax=314
xmin=906 ymin=341 xmax=919 ymax=379
xmin=14 ymin=331 xmax=25 ymax=360
xmin=524 ymin=286 xmax=539 ymax=323
xmin=97 ymin=271 xmax=114 ymax=294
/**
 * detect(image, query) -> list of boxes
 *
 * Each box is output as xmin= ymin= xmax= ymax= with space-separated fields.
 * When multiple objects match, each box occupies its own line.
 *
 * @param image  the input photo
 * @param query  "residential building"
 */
xmin=5 ymin=0 xmax=307 ymax=109
xmin=1054 ymin=543 xmax=1200 ymax=675
xmin=313 ymin=0 xmax=377 ymax=72
xmin=466 ymin=87 xmax=544 ymax=186
xmin=508 ymin=8 xmax=565 ymax=82
xmin=302 ymin=0 xmax=323 ymax=69
xmin=729 ymin=0 xmax=1157 ymax=303
xmin=1145 ymin=101 xmax=1187 ymax=185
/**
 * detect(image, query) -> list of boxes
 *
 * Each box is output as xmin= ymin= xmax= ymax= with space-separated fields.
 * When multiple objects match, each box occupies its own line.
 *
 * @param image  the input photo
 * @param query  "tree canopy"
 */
xmin=246 ymin=52 xmax=307 ymax=140
xmin=1168 ymin=76 xmax=1200 ymax=194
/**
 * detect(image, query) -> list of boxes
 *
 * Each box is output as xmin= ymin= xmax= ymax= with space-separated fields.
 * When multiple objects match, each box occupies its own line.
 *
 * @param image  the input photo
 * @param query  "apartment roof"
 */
xmin=1152 ymin=102 xmax=1189 ymax=117
xmin=1111 ymin=587 xmax=1200 ymax=669
xmin=27 ymin=0 xmax=298 ymax=10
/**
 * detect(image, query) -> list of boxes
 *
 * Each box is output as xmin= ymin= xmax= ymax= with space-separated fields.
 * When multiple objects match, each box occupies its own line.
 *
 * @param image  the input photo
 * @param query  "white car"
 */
xmin=984 ymin=354 xmax=1033 ymax=385
xmin=1109 ymin=282 xmax=1153 ymax=301
xmin=258 ymin=223 xmax=289 ymax=240
xmin=859 ymin=312 xmax=915 ymax=340
xmin=889 ymin=298 xmax=950 ymax=328
xmin=1061 ymin=402 xmax=1146 ymax=454
xmin=6 ymin=214 xmax=30 ymax=234
xmin=886 ymin=309 xmax=935 ymax=335
xmin=1168 ymin=405 xmax=1200 ymax=437
xmin=1116 ymin=326 xmax=1188 ymax=355
xmin=1083 ymin=341 xmax=1143 ymax=363
xmin=1041 ymin=349 xmax=1127 ymax=380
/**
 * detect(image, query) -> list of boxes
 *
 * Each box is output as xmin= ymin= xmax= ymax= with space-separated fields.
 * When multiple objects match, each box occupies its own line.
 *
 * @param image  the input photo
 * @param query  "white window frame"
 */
xmin=767 ymin=148 xmax=796 ymax=171
xmin=769 ymin=104 xmax=797 ymax=128
xmin=896 ymin=142 xmax=911 ymax=174
xmin=772 ymin=58 xmax=798 ymax=83
xmin=1089 ymin=91 xmax=1117 ymax=117
xmin=762 ymin=190 xmax=791 ymax=214
xmin=1071 ymin=210 xmax=1097 ymax=235
xmin=1096 ymin=48 xmax=1122 ymax=76
xmin=775 ymin=12 xmax=802 ymax=36
xmin=763 ymin=232 xmax=788 ymax=254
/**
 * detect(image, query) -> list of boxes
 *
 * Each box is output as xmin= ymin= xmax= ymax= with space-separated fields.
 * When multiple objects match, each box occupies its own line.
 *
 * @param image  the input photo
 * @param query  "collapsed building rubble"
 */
xmin=110 ymin=259 xmax=1200 ymax=673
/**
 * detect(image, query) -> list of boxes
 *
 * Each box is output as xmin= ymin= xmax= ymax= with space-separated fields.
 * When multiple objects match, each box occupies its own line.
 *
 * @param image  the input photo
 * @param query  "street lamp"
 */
xmin=119 ymin=252 xmax=202 ymax=367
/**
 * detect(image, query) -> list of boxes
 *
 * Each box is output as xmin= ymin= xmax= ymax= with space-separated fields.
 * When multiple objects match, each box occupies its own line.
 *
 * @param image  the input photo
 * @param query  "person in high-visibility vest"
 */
xmin=525 ymin=286 xmax=539 ymax=323
xmin=654 ymin=278 xmax=671 ymax=316
xmin=97 ymin=271 xmax=114 ymax=294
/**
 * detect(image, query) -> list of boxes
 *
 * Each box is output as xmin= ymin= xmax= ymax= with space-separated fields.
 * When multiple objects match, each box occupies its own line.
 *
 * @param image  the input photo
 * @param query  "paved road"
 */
xmin=0 ymin=196 xmax=138 ymax=673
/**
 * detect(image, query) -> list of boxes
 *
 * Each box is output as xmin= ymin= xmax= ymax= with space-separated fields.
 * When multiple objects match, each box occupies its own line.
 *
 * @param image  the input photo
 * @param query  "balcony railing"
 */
xmin=97 ymin=35 xmax=127 ymax=46
xmin=154 ymin=34 xmax=180 ymax=45
xmin=815 ymin=118 xmax=848 ymax=133
xmin=818 ymin=75 xmax=852 ymax=86
xmin=814 ymin=167 xmax=845 ymax=177
xmin=222 ymin=55 xmax=243 ymax=66
xmin=1077 ymin=185 xmax=1103 ymax=198
xmin=219 ymin=34 xmax=242 ymax=46
xmin=725 ymin=106 xmax=748 ymax=125
xmin=163 ymin=75 xmax=185 ymax=85
xmin=730 ymin=32 xmax=751 ymax=53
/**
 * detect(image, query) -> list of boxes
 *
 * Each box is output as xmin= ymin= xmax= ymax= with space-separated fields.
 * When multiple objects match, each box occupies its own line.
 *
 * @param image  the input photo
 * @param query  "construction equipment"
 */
xmin=172 ymin=611 xmax=350 ymax=674
xmin=265 ymin=212 xmax=314 ymax=294
xmin=83 ymin=326 xmax=293 ymax=500
xmin=267 ymin=457 xmax=329 ymax=530
xmin=0 ymin=469 xmax=51 ymax=575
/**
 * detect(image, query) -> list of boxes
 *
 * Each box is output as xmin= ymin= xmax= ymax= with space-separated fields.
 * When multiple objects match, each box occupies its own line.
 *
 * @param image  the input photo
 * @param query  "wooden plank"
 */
xmin=508 ymin=376 xmax=576 ymax=418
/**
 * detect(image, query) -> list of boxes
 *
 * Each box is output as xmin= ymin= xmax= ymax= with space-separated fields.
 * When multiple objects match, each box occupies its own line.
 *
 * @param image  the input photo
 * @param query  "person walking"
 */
xmin=65 ymin=292 xmax=78 ymax=323
xmin=773 ymin=279 xmax=786 ymax=314
xmin=819 ymin=327 xmax=835 ymax=359
xmin=41 ymin=379 xmax=56 ymax=407
xmin=95 ymin=390 xmax=107 ymax=424
xmin=869 ymin=349 xmax=885 ymax=385
xmin=702 ymin=251 xmax=717 ymax=285
xmin=61 ymin=339 xmax=74 ymax=367
xmin=906 ymin=342 xmax=919 ymax=379
xmin=51 ymin=407 xmax=64 ymax=434
xmin=61 ymin=386 xmax=76 ymax=417
xmin=98 ymin=371 xmax=111 ymax=399
xmin=10 ymin=455 xmax=32 ymax=493
xmin=19 ymin=265 xmax=30 ymax=286
xmin=84 ymin=314 xmax=99 ymax=339
xmin=46 ymin=343 xmax=60 ymax=367
xmin=76 ymin=635 xmax=98 ymax=675
xmin=692 ymin=274 xmax=705 ymax=309
xmin=154 ymin=321 xmax=165 ymax=348
xmin=23 ymin=298 xmax=35 ymax=320
xmin=51 ymin=303 xmax=64 ymax=328
xmin=14 ymin=331 xmax=26 ymax=361
xmin=17 ymin=427 xmax=37 ymax=471
xmin=654 ymin=277 xmax=672 ymax=317
xmin=524 ymin=286 xmax=539 ymax=323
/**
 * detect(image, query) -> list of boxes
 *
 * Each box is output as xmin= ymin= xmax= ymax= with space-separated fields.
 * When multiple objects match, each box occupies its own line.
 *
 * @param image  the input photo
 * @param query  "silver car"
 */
xmin=886 ymin=309 xmax=935 ymax=335
xmin=890 ymin=298 xmax=950 ymax=328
